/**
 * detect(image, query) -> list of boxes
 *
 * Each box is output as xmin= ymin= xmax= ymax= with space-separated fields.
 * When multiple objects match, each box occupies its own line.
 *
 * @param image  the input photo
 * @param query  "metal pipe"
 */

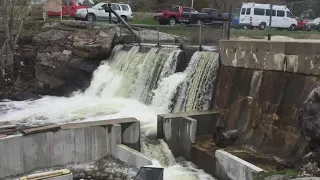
xmin=105 ymin=4 xmax=140 ymax=42
xmin=157 ymin=24 xmax=160 ymax=46
xmin=268 ymin=4 xmax=273 ymax=41
xmin=108 ymin=4 xmax=112 ymax=24
xmin=199 ymin=24 xmax=202 ymax=51
xmin=227 ymin=5 xmax=232 ymax=40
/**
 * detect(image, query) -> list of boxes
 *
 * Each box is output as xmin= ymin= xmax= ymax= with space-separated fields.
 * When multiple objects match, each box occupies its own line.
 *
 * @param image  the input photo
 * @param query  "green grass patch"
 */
xmin=253 ymin=169 xmax=298 ymax=180
xmin=131 ymin=18 xmax=158 ymax=25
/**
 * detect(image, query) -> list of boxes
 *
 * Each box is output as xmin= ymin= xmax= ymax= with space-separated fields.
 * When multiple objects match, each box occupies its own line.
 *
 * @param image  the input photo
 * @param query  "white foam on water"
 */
xmin=0 ymin=45 xmax=218 ymax=180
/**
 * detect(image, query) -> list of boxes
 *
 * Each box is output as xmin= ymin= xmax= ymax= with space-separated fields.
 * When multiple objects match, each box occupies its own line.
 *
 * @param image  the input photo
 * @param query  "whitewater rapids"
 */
xmin=0 ymin=45 xmax=219 ymax=180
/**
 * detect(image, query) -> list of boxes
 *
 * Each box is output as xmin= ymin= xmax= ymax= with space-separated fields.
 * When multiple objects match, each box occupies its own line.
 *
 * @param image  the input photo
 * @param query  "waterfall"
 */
xmin=0 ymin=45 xmax=219 ymax=180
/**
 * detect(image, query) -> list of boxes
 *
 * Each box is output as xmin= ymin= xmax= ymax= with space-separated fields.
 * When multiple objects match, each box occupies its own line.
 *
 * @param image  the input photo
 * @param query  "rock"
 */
xmin=114 ymin=178 xmax=122 ymax=180
xmin=108 ymin=174 xmax=114 ymax=180
xmin=265 ymin=174 xmax=285 ymax=180
xmin=115 ymin=170 xmax=122 ymax=177
xmin=72 ymin=29 xmax=116 ymax=60
xmin=33 ymin=30 xmax=71 ymax=46
xmin=42 ymin=22 xmax=60 ymax=30
xmin=61 ymin=20 xmax=95 ymax=29
xmin=299 ymin=86 xmax=320 ymax=151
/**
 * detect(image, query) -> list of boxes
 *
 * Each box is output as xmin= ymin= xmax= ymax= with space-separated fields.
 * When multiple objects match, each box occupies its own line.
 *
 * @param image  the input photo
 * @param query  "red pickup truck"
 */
xmin=153 ymin=5 xmax=197 ymax=25
xmin=46 ymin=0 xmax=93 ymax=17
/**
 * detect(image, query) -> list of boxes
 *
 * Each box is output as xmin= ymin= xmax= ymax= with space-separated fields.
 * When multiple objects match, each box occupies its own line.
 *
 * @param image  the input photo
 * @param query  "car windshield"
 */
xmin=76 ymin=0 xmax=94 ymax=6
xmin=92 ymin=2 xmax=105 ymax=9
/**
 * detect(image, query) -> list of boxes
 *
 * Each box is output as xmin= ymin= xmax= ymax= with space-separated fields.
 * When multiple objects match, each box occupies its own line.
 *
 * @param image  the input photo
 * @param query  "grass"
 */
xmin=253 ymin=169 xmax=298 ymax=180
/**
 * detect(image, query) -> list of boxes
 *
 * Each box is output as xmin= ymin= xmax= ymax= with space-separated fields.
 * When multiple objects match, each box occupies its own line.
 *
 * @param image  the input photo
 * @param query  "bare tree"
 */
xmin=0 ymin=0 xmax=33 ymax=77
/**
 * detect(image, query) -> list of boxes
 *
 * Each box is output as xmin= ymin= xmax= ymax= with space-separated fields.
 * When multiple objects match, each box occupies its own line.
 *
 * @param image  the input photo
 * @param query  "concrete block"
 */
xmin=0 ymin=126 xmax=110 ymax=179
xmin=215 ymin=150 xmax=264 ymax=180
xmin=121 ymin=121 xmax=140 ymax=152
xmin=108 ymin=124 xmax=122 ymax=155
xmin=219 ymin=40 xmax=320 ymax=76
xmin=189 ymin=112 xmax=220 ymax=136
xmin=162 ymin=116 xmax=197 ymax=159
xmin=114 ymin=144 xmax=153 ymax=169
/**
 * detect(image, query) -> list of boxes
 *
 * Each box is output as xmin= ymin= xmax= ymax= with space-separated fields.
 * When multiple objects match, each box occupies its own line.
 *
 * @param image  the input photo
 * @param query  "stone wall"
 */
xmin=216 ymin=40 xmax=320 ymax=157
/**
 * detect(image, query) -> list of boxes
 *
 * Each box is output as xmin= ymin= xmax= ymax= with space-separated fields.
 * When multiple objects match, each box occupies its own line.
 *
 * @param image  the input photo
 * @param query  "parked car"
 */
xmin=74 ymin=2 xmax=133 ymax=22
xmin=296 ymin=18 xmax=309 ymax=31
xmin=153 ymin=5 xmax=197 ymax=25
xmin=222 ymin=13 xmax=240 ymax=28
xmin=306 ymin=17 xmax=320 ymax=30
xmin=180 ymin=8 xmax=228 ymax=26
xmin=47 ymin=0 xmax=94 ymax=17
xmin=239 ymin=2 xmax=297 ymax=30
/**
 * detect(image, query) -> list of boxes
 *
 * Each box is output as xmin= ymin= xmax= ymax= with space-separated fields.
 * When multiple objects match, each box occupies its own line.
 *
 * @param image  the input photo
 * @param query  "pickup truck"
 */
xmin=180 ymin=8 xmax=228 ymax=26
xmin=153 ymin=5 xmax=197 ymax=25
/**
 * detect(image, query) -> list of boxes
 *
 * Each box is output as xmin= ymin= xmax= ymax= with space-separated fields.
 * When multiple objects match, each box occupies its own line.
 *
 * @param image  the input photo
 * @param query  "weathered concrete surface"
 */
xmin=215 ymin=150 xmax=264 ymax=180
xmin=220 ymin=40 xmax=320 ymax=76
xmin=0 ymin=126 xmax=110 ymax=179
xmin=121 ymin=121 xmax=141 ymax=152
xmin=213 ymin=65 xmax=320 ymax=157
xmin=162 ymin=116 xmax=197 ymax=159
xmin=114 ymin=144 xmax=153 ymax=169
xmin=0 ymin=118 xmax=145 ymax=179
xmin=157 ymin=111 xmax=220 ymax=139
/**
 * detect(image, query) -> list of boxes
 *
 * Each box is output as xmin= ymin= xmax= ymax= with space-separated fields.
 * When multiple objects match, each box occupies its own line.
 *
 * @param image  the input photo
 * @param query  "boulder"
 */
xmin=299 ymin=87 xmax=320 ymax=151
xmin=72 ymin=29 xmax=116 ymax=60
xmin=33 ymin=29 xmax=72 ymax=46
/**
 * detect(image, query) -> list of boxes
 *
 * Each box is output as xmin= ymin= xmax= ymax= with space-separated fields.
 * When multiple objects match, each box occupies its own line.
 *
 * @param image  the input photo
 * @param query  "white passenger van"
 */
xmin=239 ymin=3 xmax=297 ymax=30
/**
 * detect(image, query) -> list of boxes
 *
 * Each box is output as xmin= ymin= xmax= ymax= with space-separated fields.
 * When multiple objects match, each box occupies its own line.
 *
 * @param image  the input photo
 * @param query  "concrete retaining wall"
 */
xmin=158 ymin=111 xmax=220 ymax=159
xmin=0 ymin=118 xmax=153 ymax=179
xmin=220 ymin=40 xmax=320 ymax=75
xmin=0 ymin=126 xmax=109 ymax=179
xmin=215 ymin=150 xmax=264 ymax=180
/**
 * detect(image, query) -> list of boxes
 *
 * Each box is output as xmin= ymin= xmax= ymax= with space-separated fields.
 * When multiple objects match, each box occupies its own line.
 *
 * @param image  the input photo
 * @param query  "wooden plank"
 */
xmin=0 ymin=125 xmax=17 ymax=130
xmin=0 ymin=129 xmax=17 ymax=134
xmin=20 ymin=125 xmax=61 ymax=135
xmin=61 ymin=117 xmax=137 ymax=129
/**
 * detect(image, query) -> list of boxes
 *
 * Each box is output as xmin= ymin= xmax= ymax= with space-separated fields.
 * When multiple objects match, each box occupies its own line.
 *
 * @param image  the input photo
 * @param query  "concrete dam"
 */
xmin=0 ymin=40 xmax=319 ymax=180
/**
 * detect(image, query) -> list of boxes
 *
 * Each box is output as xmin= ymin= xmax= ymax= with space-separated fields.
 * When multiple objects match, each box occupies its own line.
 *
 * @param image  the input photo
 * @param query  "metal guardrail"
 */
xmin=117 ymin=22 xmax=228 ymax=49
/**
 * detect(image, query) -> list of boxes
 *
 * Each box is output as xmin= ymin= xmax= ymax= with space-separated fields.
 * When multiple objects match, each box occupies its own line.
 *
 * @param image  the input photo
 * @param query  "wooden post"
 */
xmin=227 ymin=5 xmax=232 ymax=40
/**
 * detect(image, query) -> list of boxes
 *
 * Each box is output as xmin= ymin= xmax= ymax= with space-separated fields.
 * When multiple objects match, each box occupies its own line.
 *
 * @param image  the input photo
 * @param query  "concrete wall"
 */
xmin=0 ymin=118 xmax=153 ymax=179
xmin=162 ymin=116 xmax=197 ymax=159
xmin=158 ymin=111 xmax=220 ymax=159
xmin=114 ymin=144 xmax=153 ymax=169
xmin=0 ymin=126 xmax=110 ymax=179
xmin=215 ymin=150 xmax=264 ymax=180
xmin=220 ymin=40 xmax=320 ymax=75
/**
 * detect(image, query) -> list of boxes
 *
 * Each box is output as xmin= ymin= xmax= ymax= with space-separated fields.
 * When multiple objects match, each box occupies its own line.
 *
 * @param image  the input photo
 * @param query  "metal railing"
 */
xmin=117 ymin=22 xmax=227 ymax=48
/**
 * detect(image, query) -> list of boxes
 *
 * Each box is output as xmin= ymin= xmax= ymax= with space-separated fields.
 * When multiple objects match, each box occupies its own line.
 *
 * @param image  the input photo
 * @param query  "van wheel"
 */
xmin=259 ymin=23 xmax=266 ymax=30
xmin=169 ymin=18 xmax=176 ymax=25
xmin=86 ymin=13 xmax=96 ymax=21
xmin=121 ymin=15 xmax=127 ymax=22
xmin=289 ymin=24 xmax=296 ymax=31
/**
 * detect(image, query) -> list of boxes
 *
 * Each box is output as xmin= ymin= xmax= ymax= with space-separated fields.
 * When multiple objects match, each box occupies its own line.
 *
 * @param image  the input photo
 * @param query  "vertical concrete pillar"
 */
xmin=121 ymin=121 xmax=141 ymax=152
xmin=107 ymin=124 xmax=122 ymax=155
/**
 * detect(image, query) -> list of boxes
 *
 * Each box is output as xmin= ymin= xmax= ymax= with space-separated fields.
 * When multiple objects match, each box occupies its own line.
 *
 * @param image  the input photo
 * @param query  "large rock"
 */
xmin=33 ymin=29 xmax=72 ymax=46
xmin=299 ymin=87 xmax=320 ymax=151
xmin=72 ymin=28 xmax=116 ymax=60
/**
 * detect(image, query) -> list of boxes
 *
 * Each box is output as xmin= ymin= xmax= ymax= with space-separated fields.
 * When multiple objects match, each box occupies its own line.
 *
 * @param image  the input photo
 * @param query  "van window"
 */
xmin=111 ymin=4 xmax=120 ymax=10
xmin=254 ymin=8 xmax=265 ymax=15
xmin=277 ymin=10 xmax=285 ymax=17
xmin=246 ymin=8 xmax=251 ymax=15
xmin=266 ymin=9 xmax=276 ymax=16
xmin=120 ymin=4 xmax=129 ymax=11
xmin=286 ymin=11 xmax=293 ymax=18
xmin=241 ymin=8 xmax=246 ymax=15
